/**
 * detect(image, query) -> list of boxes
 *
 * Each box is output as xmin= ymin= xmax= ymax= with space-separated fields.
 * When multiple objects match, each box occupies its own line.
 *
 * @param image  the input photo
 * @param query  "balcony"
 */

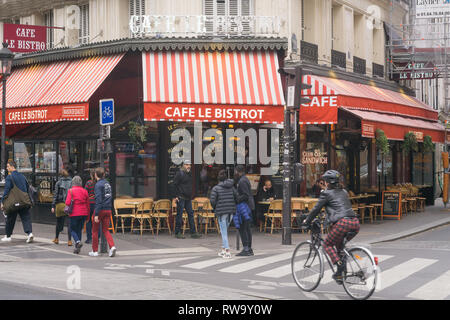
xmin=372 ymin=62 xmax=384 ymax=78
xmin=300 ymin=40 xmax=318 ymax=64
xmin=331 ymin=50 xmax=346 ymax=69
xmin=353 ymin=56 xmax=366 ymax=75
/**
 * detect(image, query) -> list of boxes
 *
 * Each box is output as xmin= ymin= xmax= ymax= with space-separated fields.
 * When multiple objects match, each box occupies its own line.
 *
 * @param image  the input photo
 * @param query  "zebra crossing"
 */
xmin=140 ymin=250 xmax=449 ymax=300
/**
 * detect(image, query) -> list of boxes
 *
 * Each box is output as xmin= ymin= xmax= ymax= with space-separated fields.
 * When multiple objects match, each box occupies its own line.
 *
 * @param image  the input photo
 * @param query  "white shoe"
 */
xmin=218 ymin=248 xmax=226 ymax=257
xmin=1 ymin=236 xmax=11 ymax=242
xmin=26 ymin=233 xmax=34 ymax=243
xmin=109 ymin=247 xmax=116 ymax=257
xmin=223 ymin=250 xmax=232 ymax=259
xmin=88 ymin=251 xmax=99 ymax=257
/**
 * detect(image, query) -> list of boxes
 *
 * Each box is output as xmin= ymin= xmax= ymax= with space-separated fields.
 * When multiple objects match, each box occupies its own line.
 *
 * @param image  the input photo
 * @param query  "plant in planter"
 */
xmin=402 ymin=132 xmax=418 ymax=153
xmin=128 ymin=121 xmax=147 ymax=152
xmin=376 ymin=129 xmax=390 ymax=155
xmin=423 ymin=135 xmax=434 ymax=153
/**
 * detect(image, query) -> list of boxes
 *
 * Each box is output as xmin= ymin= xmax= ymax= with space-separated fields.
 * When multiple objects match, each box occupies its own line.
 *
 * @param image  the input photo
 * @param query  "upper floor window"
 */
xmin=129 ymin=0 xmax=145 ymax=37
xmin=203 ymin=0 xmax=252 ymax=34
xmin=79 ymin=4 xmax=89 ymax=44
xmin=44 ymin=10 xmax=54 ymax=49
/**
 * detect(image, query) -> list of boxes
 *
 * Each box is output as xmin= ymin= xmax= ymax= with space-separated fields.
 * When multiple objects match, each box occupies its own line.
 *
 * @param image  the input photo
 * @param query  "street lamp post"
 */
xmin=0 ymin=42 xmax=14 ymax=182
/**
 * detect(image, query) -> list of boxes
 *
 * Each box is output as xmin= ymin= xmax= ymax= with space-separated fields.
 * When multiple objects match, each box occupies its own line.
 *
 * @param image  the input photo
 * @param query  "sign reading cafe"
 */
xmin=129 ymin=15 xmax=282 ymax=37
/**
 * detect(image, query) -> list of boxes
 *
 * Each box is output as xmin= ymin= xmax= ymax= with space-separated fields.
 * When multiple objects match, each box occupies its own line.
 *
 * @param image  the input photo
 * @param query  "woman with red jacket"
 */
xmin=65 ymin=176 xmax=90 ymax=254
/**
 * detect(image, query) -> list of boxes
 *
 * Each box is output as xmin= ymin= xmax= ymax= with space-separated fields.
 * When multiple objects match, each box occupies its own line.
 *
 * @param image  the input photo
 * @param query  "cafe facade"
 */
xmin=2 ymin=37 xmax=288 ymax=223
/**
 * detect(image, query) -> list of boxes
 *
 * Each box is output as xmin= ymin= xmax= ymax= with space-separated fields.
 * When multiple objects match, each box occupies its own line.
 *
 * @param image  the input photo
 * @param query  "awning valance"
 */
xmin=142 ymin=50 xmax=285 ymax=124
xmin=0 ymin=54 xmax=124 ymax=125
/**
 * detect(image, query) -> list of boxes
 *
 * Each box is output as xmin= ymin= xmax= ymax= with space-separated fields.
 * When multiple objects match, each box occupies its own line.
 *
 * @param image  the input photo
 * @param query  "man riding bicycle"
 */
xmin=302 ymin=170 xmax=360 ymax=283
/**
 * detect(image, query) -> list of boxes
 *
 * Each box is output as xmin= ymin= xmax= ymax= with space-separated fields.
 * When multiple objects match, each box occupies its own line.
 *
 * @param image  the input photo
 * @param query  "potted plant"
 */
xmin=375 ymin=129 xmax=389 ymax=155
xmin=128 ymin=121 xmax=147 ymax=152
xmin=402 ymin=132 xmax=418 ymax=153
xmin=423 ymin=135 xmax=434 ymax=153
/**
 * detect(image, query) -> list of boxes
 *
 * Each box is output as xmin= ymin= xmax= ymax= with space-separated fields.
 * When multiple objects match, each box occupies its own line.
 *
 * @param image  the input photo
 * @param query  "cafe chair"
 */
xmin=291 ymin=200 xmax=306 ymax=232
xmin=113 ymin=199 xmax=136 ymax=234
xmin=371 ymin=203 xmax=383 ymax=221
xmin=153 ymin=199 xmax=172 ymax=235
xmin=264 ymin=199 xmax=283 ymax=234
xmin=131 ymin=200 xmax=154 ymax=236
xmin=197 ymin=200 xmax=219 ymax=235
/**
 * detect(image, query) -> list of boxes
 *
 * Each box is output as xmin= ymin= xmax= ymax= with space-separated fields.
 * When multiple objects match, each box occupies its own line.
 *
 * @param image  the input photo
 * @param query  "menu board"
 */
xmin=382 ymin=191 xmax=402 ymax=220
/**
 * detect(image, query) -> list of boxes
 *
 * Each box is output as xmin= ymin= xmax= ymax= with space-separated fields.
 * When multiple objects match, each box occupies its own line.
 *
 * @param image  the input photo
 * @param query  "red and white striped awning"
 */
xmin=0 ymin=54 xmax=124 ymax=125
xmin=142 ymin=50 xmax=285 ymax=124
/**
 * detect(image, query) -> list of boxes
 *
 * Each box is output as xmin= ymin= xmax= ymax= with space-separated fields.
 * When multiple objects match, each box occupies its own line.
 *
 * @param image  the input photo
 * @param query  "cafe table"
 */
xmin=125 ymin=200 xmax=143 ymax=214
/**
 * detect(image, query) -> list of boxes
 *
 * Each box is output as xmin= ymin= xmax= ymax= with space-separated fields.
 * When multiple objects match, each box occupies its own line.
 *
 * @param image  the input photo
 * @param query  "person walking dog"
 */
xmin=210 ymin=170 xmax=237 ymax=259
xmin=1 ymin=160 xmax=34 ymax=243
xmin=233 ymin=165 xmax=255 ymax=257
xmin=65 ymin=176 xmax=90 ymax=254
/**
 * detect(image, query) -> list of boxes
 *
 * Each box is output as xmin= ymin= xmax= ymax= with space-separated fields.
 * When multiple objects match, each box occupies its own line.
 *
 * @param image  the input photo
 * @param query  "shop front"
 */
xmin=297 ymin=73 xmax=445 ymax=204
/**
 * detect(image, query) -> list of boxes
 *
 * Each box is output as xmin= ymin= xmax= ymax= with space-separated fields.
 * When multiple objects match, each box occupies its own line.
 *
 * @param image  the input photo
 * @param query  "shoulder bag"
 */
xmin=64 ymin=189 xmax=74 ymax=215
xmin=2 ymin=175 xmax=32 ymax=215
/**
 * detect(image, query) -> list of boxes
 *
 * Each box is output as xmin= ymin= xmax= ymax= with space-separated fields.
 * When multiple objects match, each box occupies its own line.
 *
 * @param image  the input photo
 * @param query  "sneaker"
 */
xmin=67 ymin=240 xmax=73 ymax=247
xmin=1 ymin=236 xmax=11 ymax=242
xmin=175 ymin=233 xmax=185 ymax=239
xmin=88 ymin=251 xmax=99 ymax=257
xmin=26 ymin=233 xmax=34 ymax=243
xmin=223 ymin=250 xmax=232 ymax=259
xmin=109 ymin=246 xmax=117 ymax=257
xmin=52 ymin=238 xmax=59 ymax=245
xmin=218 ymin=248 xmax=226 ymax=257
xmin=190 ymin=233 xmax=202 ymax=239
xmin=73 ymin=241 xmax=83 ymax=254
xmin=236 ymin=249 xmax=253 ymax=257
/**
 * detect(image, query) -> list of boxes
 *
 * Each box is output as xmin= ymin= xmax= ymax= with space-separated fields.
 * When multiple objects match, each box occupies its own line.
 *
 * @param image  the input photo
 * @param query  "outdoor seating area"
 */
xmin=386 ymin=183 xmax=427 ymax=215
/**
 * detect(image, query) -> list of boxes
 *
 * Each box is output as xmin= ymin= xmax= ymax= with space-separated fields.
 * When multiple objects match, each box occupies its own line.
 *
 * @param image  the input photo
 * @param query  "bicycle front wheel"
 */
xmin=343 ymin=246 xmax=377 ymax=300
xmin=291 ymin=241 xmax=323 ymax=292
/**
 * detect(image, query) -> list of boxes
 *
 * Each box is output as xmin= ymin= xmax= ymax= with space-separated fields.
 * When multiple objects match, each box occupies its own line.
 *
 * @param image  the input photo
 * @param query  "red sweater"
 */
xmin=65 ymin=186 xmax=90 ymax=217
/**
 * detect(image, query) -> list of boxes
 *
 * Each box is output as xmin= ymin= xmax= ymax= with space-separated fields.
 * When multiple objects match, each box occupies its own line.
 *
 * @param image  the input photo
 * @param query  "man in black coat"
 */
xmin=173 ymin=160 xmax=201 ymax=239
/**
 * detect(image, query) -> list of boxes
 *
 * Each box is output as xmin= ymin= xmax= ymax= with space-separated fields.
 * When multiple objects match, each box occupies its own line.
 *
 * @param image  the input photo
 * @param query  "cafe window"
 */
xmin=14 ymin=142 xmax=33 ymax=181
xmin=35 ymin=142 xmax=57 ymax=174
xmin=378 ymin=146 xmax=393 ymax=189
xmin=413 ymin=151 xmax=433 ymax=187
xmin=360 ymin=145 xmax=369 ymax=191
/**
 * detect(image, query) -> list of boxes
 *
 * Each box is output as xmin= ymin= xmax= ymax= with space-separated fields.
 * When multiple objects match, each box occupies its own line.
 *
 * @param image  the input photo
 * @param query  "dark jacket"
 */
xmin=94 ymin=179 xmax=112 ymax=216
xmin=52 ymin=177 xmax=72 ymax=208
xmin=257 ymin=186 xmax=275 ymax=201
xmin=233 ymin=202 xmax=252 ymax=229
xmin=236 ymin=174 xmax=255 ymax=211
xmin=1 ymin=171 xmax=29 ymax=203
xmin=173 ymin=169 xmax=193 ymax=200
xmin=210 ymin=179 xmax=237 ymax=217
xmin=305 ymin=187 xmax=356 ymax=225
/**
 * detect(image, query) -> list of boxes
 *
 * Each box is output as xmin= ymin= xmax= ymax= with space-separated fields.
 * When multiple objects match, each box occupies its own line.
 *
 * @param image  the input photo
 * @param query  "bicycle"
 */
xmin=291 ymin=218 xmax=378 ymax=300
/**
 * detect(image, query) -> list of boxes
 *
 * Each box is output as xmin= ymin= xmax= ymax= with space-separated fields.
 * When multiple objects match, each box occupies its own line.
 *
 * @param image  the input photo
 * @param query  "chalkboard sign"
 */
xmin=382 ymin=191 xmax=402 ymax=220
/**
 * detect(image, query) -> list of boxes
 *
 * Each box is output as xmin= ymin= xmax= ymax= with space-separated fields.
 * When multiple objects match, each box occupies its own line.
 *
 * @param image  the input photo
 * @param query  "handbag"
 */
xmin=2 ymin=175 xmax=32 ymax=215
xmin=64 ymin=189 xmax=74 ymax=215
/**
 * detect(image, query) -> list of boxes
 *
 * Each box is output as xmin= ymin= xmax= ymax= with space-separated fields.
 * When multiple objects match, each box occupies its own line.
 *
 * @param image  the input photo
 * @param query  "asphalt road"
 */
xmin=0 ymin=224 xmax=449 ymax=300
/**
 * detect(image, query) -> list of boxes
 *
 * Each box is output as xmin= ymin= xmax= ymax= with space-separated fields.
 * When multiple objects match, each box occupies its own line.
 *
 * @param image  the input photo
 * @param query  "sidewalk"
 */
xmin=5 ymin=199 xmax=450 ymax=255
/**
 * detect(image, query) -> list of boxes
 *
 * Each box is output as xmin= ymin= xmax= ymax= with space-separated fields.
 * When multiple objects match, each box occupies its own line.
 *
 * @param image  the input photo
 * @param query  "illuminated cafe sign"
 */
xmin=398 ymin=62 xmax=439 ymax=80
xmin=129 ymin=15 xmax=282 ymax=37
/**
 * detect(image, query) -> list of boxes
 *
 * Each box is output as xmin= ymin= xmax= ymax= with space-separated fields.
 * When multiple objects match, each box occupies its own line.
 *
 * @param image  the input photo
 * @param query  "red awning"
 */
xmin=0 ymin=54 xmax=124 ymax=125
xmin=341 ymin=108 xmax=445 ymax=143
xmin=299 ymin=75 xmax=439 ymax=124
xmin=142 ymin=50 xmax=285 ymax=124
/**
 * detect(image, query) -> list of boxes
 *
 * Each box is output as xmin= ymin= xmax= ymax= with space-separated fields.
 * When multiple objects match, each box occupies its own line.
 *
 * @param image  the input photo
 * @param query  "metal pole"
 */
xmin=99 ymin=126 xmax=107 ymax=254
xmin=2 ymin=79 xmax=6 ymax=182
xmin=282 ymin=105 xmax=292 ymax=245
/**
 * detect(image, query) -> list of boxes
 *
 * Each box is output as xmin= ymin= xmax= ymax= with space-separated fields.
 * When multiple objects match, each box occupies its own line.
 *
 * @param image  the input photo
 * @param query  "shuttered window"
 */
xmin=129 ymin=0 xmax=145 ymax=37
xmin=79 ymin=4 xmax=89 ymax=44
xmin=44 ymin=10 xmax=54 ymax=49
xmin=203 ymin=0 xmax=252 ymax=34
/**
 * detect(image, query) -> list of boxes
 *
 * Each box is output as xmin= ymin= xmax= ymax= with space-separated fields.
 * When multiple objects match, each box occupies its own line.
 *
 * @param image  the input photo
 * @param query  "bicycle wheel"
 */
xmin=343 ymin=246 xmax=377 ymax=300
xmin=291 ymin=241 xmax=324 ymax=292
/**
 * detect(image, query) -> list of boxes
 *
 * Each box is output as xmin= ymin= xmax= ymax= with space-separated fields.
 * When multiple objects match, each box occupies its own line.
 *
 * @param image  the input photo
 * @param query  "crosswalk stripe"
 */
xmin=182 ymin=258 xmax=233 ymax=269
xmin=145 ymin=256 xmax=200 ymax=265
xmin=218 ymin=252 xmax=293 ymax=273
xmin=407 ymin=270 xmax=450 ymax=300
xmin=257 ymin=264 xmax=292 ymax=278
xmin=379 ymin=258 xmax=438 ymax=291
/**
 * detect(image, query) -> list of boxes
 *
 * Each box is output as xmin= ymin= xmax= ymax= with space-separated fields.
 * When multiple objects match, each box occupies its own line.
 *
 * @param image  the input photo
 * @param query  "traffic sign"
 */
xmin=99 ymin=99 xmax=114 ymax=125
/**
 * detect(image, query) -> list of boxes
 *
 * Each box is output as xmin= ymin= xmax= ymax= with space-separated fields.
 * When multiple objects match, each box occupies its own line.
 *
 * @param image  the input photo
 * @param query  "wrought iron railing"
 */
xmin=331 ymin=49 xmax=346 ymax=69
xmin=353 ymin=56 xmax=366 ymax=75
xmin=372 ymin=62 xmax=384 ymax=78
xmin=300 ymin=40 xmax=318 ymax=64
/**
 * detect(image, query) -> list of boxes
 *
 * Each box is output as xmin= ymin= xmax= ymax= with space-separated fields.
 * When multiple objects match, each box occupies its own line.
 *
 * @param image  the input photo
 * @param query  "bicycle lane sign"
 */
xmin=100 ymin=99 xmax=114 ymax=125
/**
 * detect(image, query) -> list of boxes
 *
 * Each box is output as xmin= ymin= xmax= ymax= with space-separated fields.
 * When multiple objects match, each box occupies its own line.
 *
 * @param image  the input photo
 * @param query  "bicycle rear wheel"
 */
xmin=343 ymin=246 xmax=377 ymax=300
xmin=291 ymin=241 xmax=323 ymax=292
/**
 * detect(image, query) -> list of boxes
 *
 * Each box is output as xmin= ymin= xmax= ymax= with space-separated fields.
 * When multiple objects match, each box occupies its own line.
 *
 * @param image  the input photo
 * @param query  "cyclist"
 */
xmin=302 ymin=170 xmax=360 ymax=283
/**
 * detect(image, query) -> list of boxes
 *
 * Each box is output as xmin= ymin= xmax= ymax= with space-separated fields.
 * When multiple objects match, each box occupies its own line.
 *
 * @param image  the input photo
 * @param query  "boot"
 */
xmin=332 ymin=260 xmax=346 ymax=284
xmin=67 ymin=240 xmax=73 ymax=246
xmin=52 ymin=238 xmax=59 ymax=245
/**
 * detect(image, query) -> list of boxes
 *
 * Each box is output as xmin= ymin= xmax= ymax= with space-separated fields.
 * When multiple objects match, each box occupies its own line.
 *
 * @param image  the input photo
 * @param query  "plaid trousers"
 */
xmin=324 ymin=217 xmax=360 ymax=264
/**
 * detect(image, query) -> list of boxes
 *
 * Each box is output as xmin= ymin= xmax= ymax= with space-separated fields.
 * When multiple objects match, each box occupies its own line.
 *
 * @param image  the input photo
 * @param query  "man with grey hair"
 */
xmin=65 ymin=176 xmax=90 ymax=254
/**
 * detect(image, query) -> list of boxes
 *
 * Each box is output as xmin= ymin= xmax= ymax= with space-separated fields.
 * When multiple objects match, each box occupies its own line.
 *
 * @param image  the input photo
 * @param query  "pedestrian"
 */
xmin=173 ymin=160 xmax=201 ymax=239
xmin=210 ymin=170 xmax=237 ymax=259
xmin=84 ymin=169 xmax=102 ymax=244
xmin=66 ymin=176 xmax=90 ymax=254
xmin=0 ymin=160 xmax=34 ymax=243
xmin=89 ymin=167 xmax=117 ymax=257
xmin=51 ymin=169 xmax=73 ymax=246
xmin=233 ymin=165 xmax=255 ymax=256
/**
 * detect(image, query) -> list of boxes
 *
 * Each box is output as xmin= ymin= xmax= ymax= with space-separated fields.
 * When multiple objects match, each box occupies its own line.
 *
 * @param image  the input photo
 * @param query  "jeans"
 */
xmin=218 ymin=214 xmax=232 ymax=249
xmin=5 ymin=208 xmax=32 ymax=237
xmin=85 ymin=204 xmax=102 ymax=242
xmin=239 ymin=219 xmax=252 ymax=250
xmin=70 ymin=216 xmax=86 ymax=243
xmin=92 ymin=210 xmax=115 ymax=252
xmin=175 ymin=198 xmax=197 ymax=234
